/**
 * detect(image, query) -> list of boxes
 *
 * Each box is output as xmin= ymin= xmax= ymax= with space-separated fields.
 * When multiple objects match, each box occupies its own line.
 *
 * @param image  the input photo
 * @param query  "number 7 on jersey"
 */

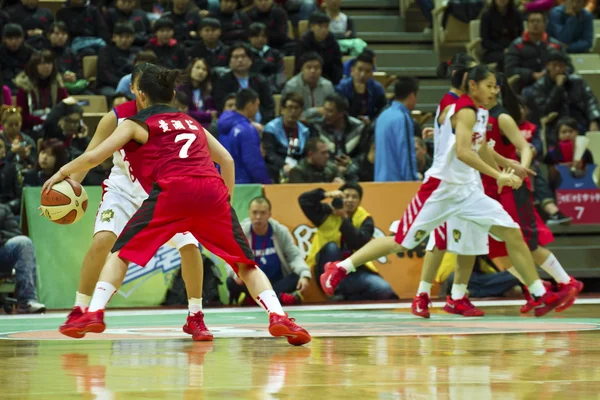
xmin=175 ymin=133 xmax=197 ymax=158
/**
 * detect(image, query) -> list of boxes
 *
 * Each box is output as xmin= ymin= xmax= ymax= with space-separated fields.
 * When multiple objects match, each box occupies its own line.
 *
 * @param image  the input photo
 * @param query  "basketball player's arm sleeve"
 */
xmin=298 ymin=189 xmax=333 ymax=227
xmin=455 ymin=109 xmax=501 ymax=180
xmin=498 ymin=113 xmax=533 ymax=169
xmin=340 ymin=216 xmax=374 ymax=250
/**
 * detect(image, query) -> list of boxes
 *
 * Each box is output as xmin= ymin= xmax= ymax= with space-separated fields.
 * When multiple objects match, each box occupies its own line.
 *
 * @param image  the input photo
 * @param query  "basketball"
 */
xmin=40 ymin=178 xmax=88 ymax=225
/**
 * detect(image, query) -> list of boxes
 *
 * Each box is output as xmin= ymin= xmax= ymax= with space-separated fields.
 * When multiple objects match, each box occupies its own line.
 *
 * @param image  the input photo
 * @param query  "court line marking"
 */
xmin=1 ymin=298 xmax=599 ymax=320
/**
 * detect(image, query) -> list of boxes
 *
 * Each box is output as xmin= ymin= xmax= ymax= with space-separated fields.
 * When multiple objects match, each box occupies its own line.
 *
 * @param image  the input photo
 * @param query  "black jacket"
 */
xmin=51 ymin=45 xmax=82 ymax=77
xmin=187 ymin=40 xmax=229 ymax=67
xmin=6 ymin=4 xmax=54 ymax=32
xmin=209 ymin=9 xmax=250 ymax=45
xmin=0 ymin=44 xmax=35 ymax=93
xmin=162 ymin=9 xmax=202 ymax=45
xmin=104 ymin=7 xmax=151 ymax=47
xmin=96 ymin=45 xmax=138 ymax=88
xmin=250 ymin=45 xmax=284 ymax=89
xmin=144 ymin=38 xmax=188 ymax=70
xmin=0 ymin=203 xmax=22 ymax=247
xmin=245 ymin=5 xmax=289 ymax=49
xmin=0 ymin=161 xmax=22 ymax=215
xmin=56 ymin=4 xmax=110 ymax=42
xmin=213 ymin=71 xmax=274 ymax=122
xmin=295 ymin=32 xmax=343 ymax=84
xmin=480 ymin=7 xmax=523 ymax=54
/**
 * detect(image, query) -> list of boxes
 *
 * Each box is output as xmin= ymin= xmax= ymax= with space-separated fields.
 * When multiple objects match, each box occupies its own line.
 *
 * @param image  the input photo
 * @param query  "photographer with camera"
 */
xmin=298 ymin=183 xmax=397 ymax=301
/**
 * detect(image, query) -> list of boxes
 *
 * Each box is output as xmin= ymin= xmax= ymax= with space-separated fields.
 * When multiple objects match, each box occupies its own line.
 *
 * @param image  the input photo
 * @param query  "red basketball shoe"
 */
xmin=411 ymin=293 xmax=432 ymax=318
xmin=59 ymin=306 xmax=85 ymax=338
xmin=443 ymin=296 xmax=485 ymax=317
xmin=521 ymin=281 xmax=554 ymax=313
xmin=320 ymin=262 xmax=347 ymax=297
xmin=268 ymin=313 xmax=311 ymax=346
xmin=182 ymin=312 xmax=213 ymax=341
xmin=555 ymin=277 xmax=584 ymax=312
xmin=65 ymin=310 xmax=106 ymax=337
xmin=534 ymin=285 xmax=578 ymax=317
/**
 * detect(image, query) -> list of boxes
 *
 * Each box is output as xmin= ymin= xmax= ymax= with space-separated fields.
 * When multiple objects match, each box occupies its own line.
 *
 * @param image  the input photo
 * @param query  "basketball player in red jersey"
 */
xmin=483 ymin=76 xmax=583 ymax=312
xmin=321 ymin=65 xmax=576 ymax=317
xmin=59 ymin=63 xmax=212 ymax=341
xmin=44 ymin=65 xmax=311 ymax=346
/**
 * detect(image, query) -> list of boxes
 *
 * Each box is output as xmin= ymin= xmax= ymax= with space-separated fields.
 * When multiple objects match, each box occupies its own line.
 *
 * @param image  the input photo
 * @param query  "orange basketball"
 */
xmin=40 ymin=178 xmax=88 ymax=225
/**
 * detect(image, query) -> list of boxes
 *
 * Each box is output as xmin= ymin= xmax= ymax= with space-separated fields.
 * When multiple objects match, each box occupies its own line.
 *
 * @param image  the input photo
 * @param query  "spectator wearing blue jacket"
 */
xmin=336 ymin=53 xmax=387 ymax=123
xmin=342 ymin=49 xmax=377 ymax=78
xmin=262 ymin=92 xmax=317 ymax=183
xmin=217 ymin=89 xmax=271 ymax=184
xmin=547 ymin=0 xmax=593 ymax=53
xmin=374 ymin=77 xmax=419 ymax=182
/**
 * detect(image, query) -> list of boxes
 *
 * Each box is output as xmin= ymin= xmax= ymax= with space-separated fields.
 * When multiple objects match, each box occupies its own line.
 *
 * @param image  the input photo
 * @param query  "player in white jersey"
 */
xmin=320 ymin=64 xmax=577 ymax=317
xmin=59 ymin=63 xmax=212 ymax=341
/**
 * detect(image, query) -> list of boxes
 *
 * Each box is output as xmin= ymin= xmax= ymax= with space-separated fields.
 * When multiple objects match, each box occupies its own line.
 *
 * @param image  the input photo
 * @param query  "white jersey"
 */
xmin=425 ymin=95 xmax=488 ymax=185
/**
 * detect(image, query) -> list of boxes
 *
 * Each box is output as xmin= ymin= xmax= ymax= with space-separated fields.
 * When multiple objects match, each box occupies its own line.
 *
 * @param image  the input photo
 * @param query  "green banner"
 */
xmin=23 ymin=184 xmax=263 ymax=310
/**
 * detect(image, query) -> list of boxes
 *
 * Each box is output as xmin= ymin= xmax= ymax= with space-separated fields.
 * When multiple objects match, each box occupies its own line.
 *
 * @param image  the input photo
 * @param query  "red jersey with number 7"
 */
xmin=122 ymin=104 xmax=222 ymax=193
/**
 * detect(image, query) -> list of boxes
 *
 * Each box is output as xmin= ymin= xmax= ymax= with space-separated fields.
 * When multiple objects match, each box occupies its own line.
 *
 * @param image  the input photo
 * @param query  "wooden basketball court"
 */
xmin=2 ymin=301 xmax=600 ymax=399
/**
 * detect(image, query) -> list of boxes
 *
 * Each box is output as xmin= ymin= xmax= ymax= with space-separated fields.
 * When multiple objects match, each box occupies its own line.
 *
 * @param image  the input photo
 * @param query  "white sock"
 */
xmin=88 ymin=282 xmax=117 ymax=312
xmin=507 ymin=267 xmax=526 ymax=285
xmin=188 ymin=297 xmax=203 ymax=315
xmin=451 ymin=283 xmax=467 ymax=300
xmin=256 ymin=290 xmax=285 ymax=316
xmin=338 ymin=258 xmax=356 ymax=273
xmin=540 ymin=254 xmax=571 ymax=284
xmin=416 ymin=281 xmax=432 ymax=296
xmin=74 ymin=291 xmax=91 ymax=309
xmin=528 ymin=279 xmax=547 ymax=298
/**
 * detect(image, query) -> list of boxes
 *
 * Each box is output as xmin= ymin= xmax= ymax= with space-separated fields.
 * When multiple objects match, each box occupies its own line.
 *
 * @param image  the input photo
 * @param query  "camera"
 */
xmin=332 ymin=198 xmax=344 ymax=209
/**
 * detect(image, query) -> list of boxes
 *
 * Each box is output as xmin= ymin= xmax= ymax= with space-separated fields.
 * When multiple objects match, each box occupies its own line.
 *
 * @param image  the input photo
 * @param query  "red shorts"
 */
xmin=484 ymin=184 xmax=554 ymax=259
xmin=113 ymin=176 xmax=255 ymax=270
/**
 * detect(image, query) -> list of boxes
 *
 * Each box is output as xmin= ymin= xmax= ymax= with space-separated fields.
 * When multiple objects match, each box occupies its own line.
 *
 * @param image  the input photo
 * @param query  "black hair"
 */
xmin=62 ymin=103 xmax=84 ymax=117
xmin=235 ymin=88 xmax=259 ymax=110
xmin=496 ymin=72 xmax=522 ymax=123
xmin=48 ymin=21 xmax=69 ymax=34
xmin=249 ymin=196 xmax=272 ymax=210
xmin=153 ymin=17 xmax=175 ymax=32
xmin=555 ymin=117 xmax=579 ymax=134
xmin=354 ymin=52 xmax=375 ymax=67
xmin=138 ymin=65 xmax=180 ymax=105
xmin=526 ymin=10 xmax=546 ymax=21
xmin=221 ymin=93 xmax=237 ymax=112
xmin=305 ymin=137 xmax=326 ymax=155
xmin=134 ymin=50 xmax=158 ymax=65
xmin=131 ymin=62 xmax=156 ymax=85
xmin=199 ymin=17 xmax=221 ymax=30
xmin=281 ymin=91 xmax=305 ymax=109
xmin=437 ymin=53 xmax=476 ymax=89
xmin=309 ymin=12 xmax=331 ymax=25
xmin=174 ymin=90 xmax=189 ymax=105
xmin=339 ymin=182 xmax=364 ymax=199
xmin=324 ymin=93 xmax=349 ymax=113
xmin=248 ymin=22 xmax=267 ymax=37
xmin=300 ymin=51 xmax=324 ymax=67
xmin=110 ymin=92 xmax=132 ymax=108
xmin=465 ymin=65 xmax=493 ymax=93
xmin=394 ymin=77 xmax=419 ymax=100
xmin=114 ymin=22 xmax=135 ymax=35
xmin=23 ymin=16 xmax=45 ymax=32
xmin=228 ymin=42 xmax=252 ymax=63
xmin=3 ymin=23 xmax=24 ymax=38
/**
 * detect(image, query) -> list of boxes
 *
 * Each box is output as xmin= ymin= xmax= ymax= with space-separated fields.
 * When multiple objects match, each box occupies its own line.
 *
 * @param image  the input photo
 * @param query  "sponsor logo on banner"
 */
xmin=119 ymin=246 xmax=181 ymax=297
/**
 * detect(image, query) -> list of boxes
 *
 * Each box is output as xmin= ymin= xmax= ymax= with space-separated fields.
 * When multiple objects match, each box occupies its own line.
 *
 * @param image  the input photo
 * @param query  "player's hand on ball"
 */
xmin=42 ymin=170 xmax=67 ymax=194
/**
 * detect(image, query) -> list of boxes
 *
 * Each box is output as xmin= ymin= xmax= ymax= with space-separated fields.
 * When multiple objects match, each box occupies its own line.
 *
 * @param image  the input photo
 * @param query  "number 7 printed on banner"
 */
xmin=175 ymin=133 xmax=197 ymax=159
xmin=574 ymin=206 xmax=585 ymax=220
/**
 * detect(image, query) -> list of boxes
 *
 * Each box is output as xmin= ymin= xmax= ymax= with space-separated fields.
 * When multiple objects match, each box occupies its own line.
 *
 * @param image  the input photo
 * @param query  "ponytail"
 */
xmin=437 ymin=53 xmax=476 ymax=90
xmin=138 ymin=65 xmax=181 ymax=105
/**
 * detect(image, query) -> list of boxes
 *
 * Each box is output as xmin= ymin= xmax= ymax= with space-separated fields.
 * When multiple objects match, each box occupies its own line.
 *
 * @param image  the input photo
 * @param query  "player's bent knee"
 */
xmin=90 ymin=231 xmax=118 ymax=255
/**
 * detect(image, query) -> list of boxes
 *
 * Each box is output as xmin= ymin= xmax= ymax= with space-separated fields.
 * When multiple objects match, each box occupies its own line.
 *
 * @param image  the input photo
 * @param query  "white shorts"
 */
xmin=394 ymin=177 xmax=518 ymax=250
xmin=425 ymin=218 xmax=489 ymax=255
xmin=94 ymin=189 xmax=198 ymax=250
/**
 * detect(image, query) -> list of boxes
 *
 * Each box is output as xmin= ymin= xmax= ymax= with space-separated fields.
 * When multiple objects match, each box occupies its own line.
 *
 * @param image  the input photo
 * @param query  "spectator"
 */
xmin=0 ymin=140 xmax=23 ymax=215
xmin=342 ymin=48 xmax=377 ymax=78
xmin=162 ymin=0 xmax=203 ymax=46
xmin=298 ymin=183 xmax=398 ymax=301
xmin=335 ymin=53 xmax=386 ymax=123
xmin=524 ymin=49 xmax=600 ymax=143
xmin=96 ymin=22 xmax=139 ymax=98
xmin=246 ymin=0 xmax=289 ymax=50
xmin=22 ymin=138 xmax=67 ymax=186
xmin=248 ymin=22 xmax=284 ymax=92
xmin=547 ymin=0 xmax=593 ymax=53
xmin=209 ymin=0 xmax=250 ymax=45
xmin=104 ymin=0 xmax=151 ymax=47
xmin=545 ymin=116 xmax=595 ymax=172
xmin=520 ymin=0 xmax=558 ymax=13
xmin=0 ymin=203 xmax=45 ymax=313
xmin=16 ymin=50 xmax=69 ymax=136
xmin=325 ymin=0 xmax=355 ymax=39
xmin=282 ymin=52 xmax=335 ymax=124
xmin=56 ymin=0 xmax=110 ymax=57
xmin=374 ymin=77 xmax=420 ymax=182
xmin=415 ymin=136 xmax=432 ymax=179
xmin=288 ymin=137 xmax=358 ymax=183
xmin=22 ymin=16 xmax=47 ymax=51
xmin=144 ymin=17 xmax=188 ymax=70
xmin=263 ymin=92 xmax=315 ymax=182
xmin=480 ymin=0 xmax=523 ymax=69
xmin=213 ymin=43 xmax=274 ymax=123
xmin=207 ymin=92 xmax=236 ymax=137
xmin=0 ymin=106 xmax=36 ymax=169
xmin=353 ymin=139 xmax=375 ymax=182
xmin=115 ymin=50 xmax=158 ymax=99
xmin=226 ymin=196 xmax=312 ymax=306
xmin=0 ymin=76 xmax=10 ymax=109
xmin=217 ymin=88 xmax=271 ymax=184
xmin=45 ymin=22 xmax=83 ymax=95
xmin=295 ymin=12 xmax=343 ymax=85
xmin=314 ymin=93 xmax=369 ymax=159
xmin=187 ymin=18 xmax=230 ymax=68
xmin=6 ymin=0 xmax=54 ymax=33
xmin=0 ymin=24 xmax=34 ymax=95
xmin=42 ymin=100 xmax=89 ymax=158
xmin=415 ymin=0 xmax=434 ymax=33
xmin=504 ymin=11 xmax=571 ymax=90
xmin=177 ymin=58 xmax=218 ymax=130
